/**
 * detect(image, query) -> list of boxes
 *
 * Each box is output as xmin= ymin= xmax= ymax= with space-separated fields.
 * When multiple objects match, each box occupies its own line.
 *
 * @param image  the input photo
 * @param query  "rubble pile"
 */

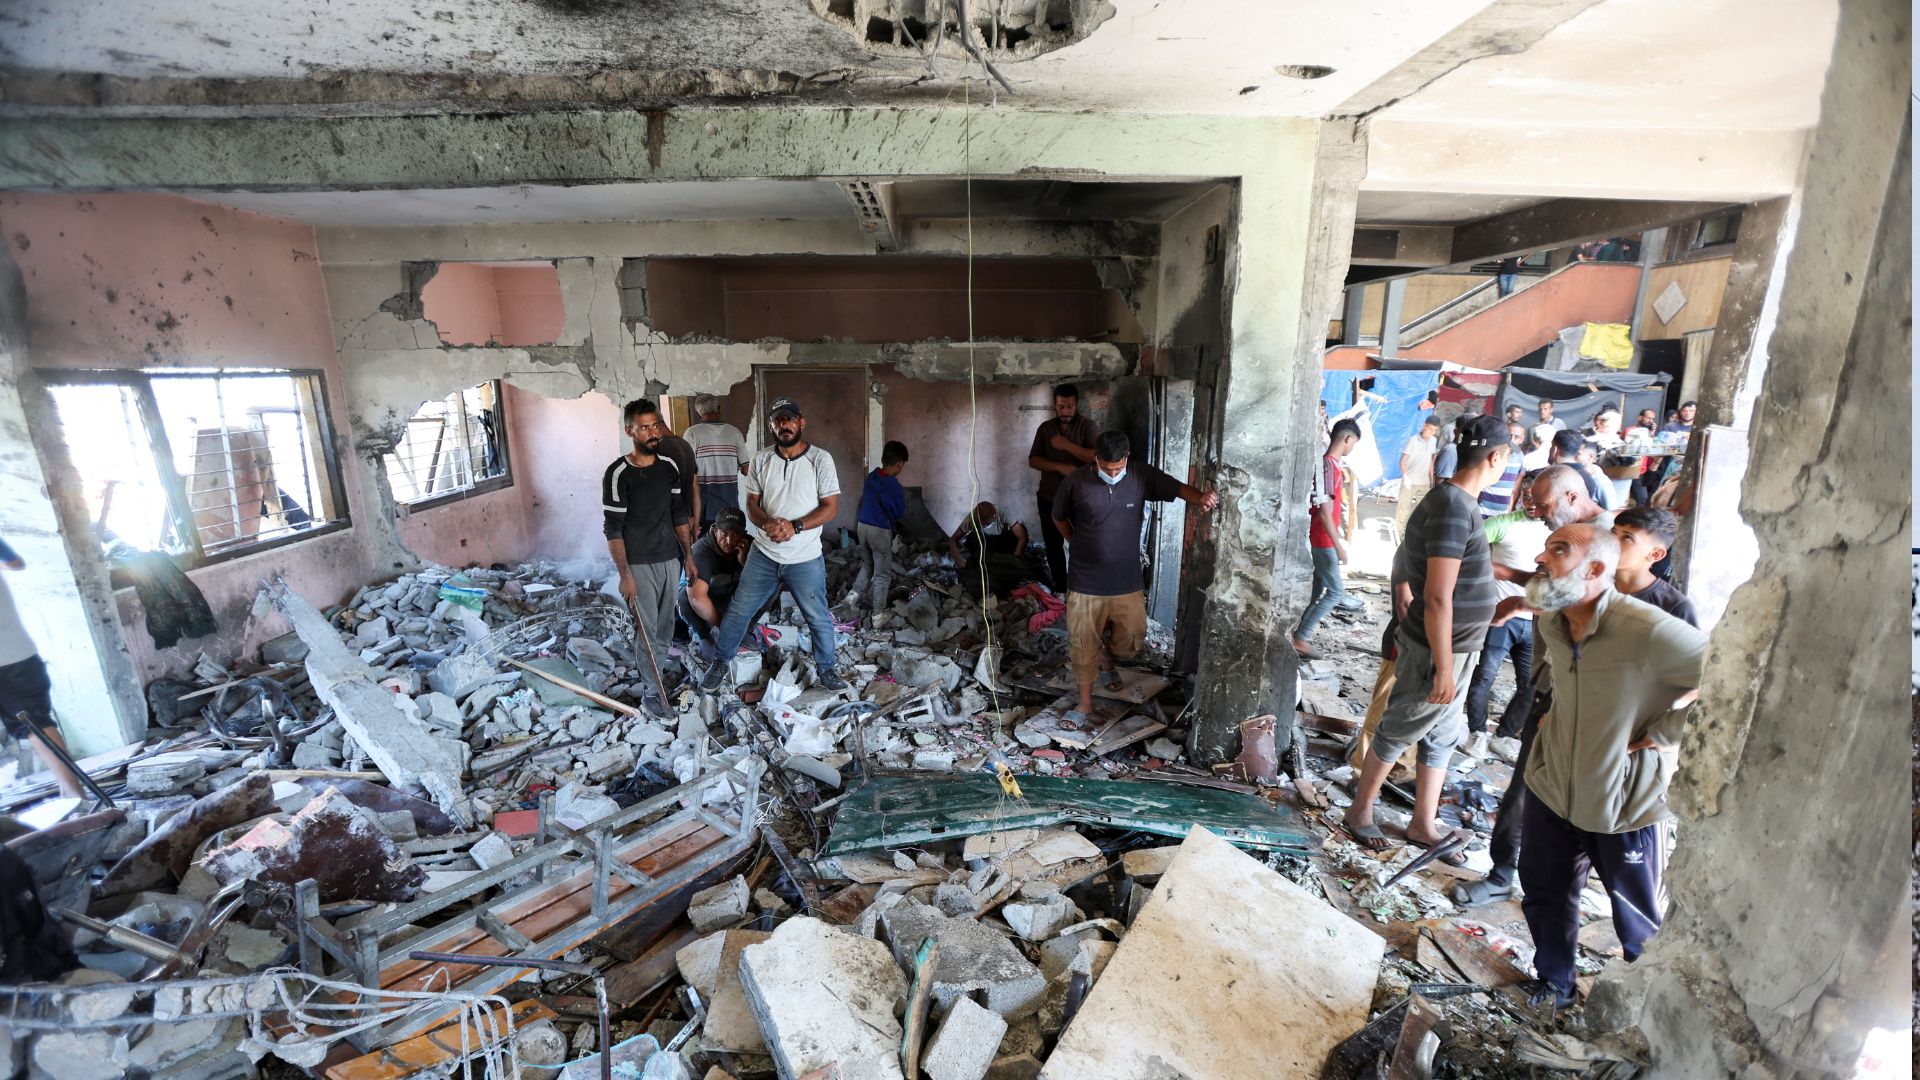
xmin=0 ymin=543 xmax=1634 ymax=1078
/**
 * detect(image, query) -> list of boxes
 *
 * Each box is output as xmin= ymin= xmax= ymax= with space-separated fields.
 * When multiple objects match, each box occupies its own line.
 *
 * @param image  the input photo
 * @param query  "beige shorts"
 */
xmin=1066 ymin=591 xmax=1147 ymax=683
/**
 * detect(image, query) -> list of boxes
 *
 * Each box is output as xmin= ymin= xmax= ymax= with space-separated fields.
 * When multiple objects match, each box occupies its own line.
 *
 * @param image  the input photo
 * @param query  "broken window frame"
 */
xmin=381 ymin=381 xmax=513 ymax=510
xmin=39 ymin=367 xmax=352 ymax=571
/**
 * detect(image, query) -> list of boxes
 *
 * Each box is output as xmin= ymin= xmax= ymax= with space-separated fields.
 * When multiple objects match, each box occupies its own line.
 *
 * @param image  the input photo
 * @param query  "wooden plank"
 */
xmin=324 ymin=1000 xmax=554 ymax=1080
xmin=1021 ymin=694 xmax=1130 ymax=749
xmin=601 ymin=924 xmax=702 ymax=1009
xmin=505 ymin=657 xmax=642 ymax=718
xmin=1045 ymin=827 xmax=1384 ymax=1079
xmin=1085 ymin=716 xmax=1167 ymax=757
xmin=1041 ymin=667 xmax=1170 ymax=704
xmin=1422 ymin=920 xmax=1529 ymax=988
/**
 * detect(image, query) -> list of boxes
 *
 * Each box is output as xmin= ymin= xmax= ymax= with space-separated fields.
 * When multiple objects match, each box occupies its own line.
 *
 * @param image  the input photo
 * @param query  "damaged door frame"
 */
xmin=289 ymin=762 xmax=760 ymax=1049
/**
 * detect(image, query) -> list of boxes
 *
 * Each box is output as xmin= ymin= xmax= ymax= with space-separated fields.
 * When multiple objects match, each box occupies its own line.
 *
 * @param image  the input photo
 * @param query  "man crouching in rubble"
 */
xmin=1051 ymin=431 xmax=1216 ymax=723
xmin=1512 ymin=523 xmax=1706 ymax=1008
xmin=678 ymin=508 xmax=753 ymax=666
xmin=700 ymin=397 xmax=849 ymax=693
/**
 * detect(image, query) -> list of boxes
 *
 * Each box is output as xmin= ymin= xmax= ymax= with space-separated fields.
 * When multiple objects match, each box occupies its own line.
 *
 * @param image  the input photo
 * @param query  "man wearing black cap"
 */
xmin=1342 ymin=413 xmax=1510 ymax=859
xmin=699 ymin=397 xmax=849 ymax=692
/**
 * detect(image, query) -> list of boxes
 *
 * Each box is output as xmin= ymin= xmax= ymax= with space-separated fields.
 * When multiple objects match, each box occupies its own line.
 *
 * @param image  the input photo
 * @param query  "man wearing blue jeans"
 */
xmin=1292 ymin=418 xmax=1359 ymax=659
xmin=700 ymin=397 xmax=848 ymax=693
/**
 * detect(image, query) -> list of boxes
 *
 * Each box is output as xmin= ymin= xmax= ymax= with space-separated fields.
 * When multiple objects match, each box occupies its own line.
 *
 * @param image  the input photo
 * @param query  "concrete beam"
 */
xmin=1451 ymin=199 xmax=1735 ymax=267
xmin=1348 ymin=224 xmax=1452 ymax=267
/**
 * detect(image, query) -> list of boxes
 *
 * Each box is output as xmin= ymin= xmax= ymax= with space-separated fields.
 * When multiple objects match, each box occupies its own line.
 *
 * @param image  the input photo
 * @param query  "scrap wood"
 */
xmin=323 ymin=999 xmax=555 ymax=1080
xmin=899 ymin=936 xmax=940 ymax=1078
xmin=1298 ymin=710 xmax=1362 ymax=737
xmin=1038 ymin=666 xmax=1170 ymax=704
xmin=601 ymin=924 xmax=704 ymax=1007
xmin=1084 ymin=715 xmax=1167 ymax=756
xmin=822 ymin=774 xmax=1314 ymax=856
xmin=1419 ymin=920 xmax=1529 ymax=988
xmin=504 ymin=657 xmax=642 ymax=719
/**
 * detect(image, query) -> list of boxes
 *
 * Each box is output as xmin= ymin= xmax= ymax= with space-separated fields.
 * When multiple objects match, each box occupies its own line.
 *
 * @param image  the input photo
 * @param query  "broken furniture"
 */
xmin=282 ymin=761 xmax=760 ymax=1048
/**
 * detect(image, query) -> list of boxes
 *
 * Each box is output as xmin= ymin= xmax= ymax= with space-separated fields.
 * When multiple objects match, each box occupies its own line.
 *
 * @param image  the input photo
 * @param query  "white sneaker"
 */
xmin=1489 ymin=736 xmax=1522 ymax=763
xmin=1462 ymin=732 xmax=1491 ymax=760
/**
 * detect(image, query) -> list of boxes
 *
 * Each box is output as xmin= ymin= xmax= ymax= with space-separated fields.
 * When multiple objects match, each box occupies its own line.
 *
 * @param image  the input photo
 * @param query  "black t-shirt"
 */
xmin=1390 ymin=482 xmax=1495 ymax=652
xmin=1050 ymin=463 xmax=1183 ymax=596
xmin=686 ymin=532 xmax=740 ymax=605
xmin=1030 ymin=414 xmax=1101 ymax=499
xmin=1631 ymin=578 xmax=1699 ymax=628
xmin=602 ymin=455 xmax=689 ymax=564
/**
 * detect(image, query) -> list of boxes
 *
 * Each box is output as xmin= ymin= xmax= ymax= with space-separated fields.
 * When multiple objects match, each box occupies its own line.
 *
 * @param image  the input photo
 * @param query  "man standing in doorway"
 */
xmin=1394 ymin=416 xmax=1440 ymax=543
xmin=1512 ymin=523 xmax=1707 ymax=1008
xmin=685 ymin=394 xmax=749 ymax=532
xmin=1292 ymin=418 xmax=1360 ymax=660
xmin=1052 ymin=431 xmax=1217 ymax=722
xmin=700 ymin=397 xmax=849 ymax=693
xmin=604 ymin=399 xmax=696 ymax=714
xmin=1342 ymin=415 xmax=1510 ymax=857
xmin=1028 ymin=384 xmax=1101 ymax=594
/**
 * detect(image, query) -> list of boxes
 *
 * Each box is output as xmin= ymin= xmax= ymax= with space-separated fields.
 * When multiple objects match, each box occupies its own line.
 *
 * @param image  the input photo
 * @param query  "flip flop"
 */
xmin=1408 ymin=830 xmax=1474 ymax=867
xmin=1452 ymin=876 xmax=1516 ymax=906
xmin=1341 ymin=819 xmax=1396 ymax=852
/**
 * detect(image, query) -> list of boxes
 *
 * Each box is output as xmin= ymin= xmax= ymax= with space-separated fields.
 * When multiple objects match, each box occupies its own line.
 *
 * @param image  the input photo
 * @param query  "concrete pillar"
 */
xmin=1625 ymin=226 xmax=1667 ymax=356
xmin=1376 ymin=279 xmax=1406 ymax=358
xmin=1188 ymin=121 xmax=1364 ymax=763
xmin=1340 ymin=285 xmax=1366 ymax=346
xmin=1602 ymin=1 xmax=1911 ymax=1071
xmin=0 ymin=243 xmax=147 ymax=753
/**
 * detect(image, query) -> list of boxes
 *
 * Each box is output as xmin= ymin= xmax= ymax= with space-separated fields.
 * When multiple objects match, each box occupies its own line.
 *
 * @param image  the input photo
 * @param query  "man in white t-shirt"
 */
xmin=683 ymin=394 xmax=749 ymax=533
xmin=1393 ymin=416 xmax=1440 ymax=542
xmin=699 ymin=397 xmax=848 ymax=693
xmin=0 ymin=537 xmax=83 ymax=798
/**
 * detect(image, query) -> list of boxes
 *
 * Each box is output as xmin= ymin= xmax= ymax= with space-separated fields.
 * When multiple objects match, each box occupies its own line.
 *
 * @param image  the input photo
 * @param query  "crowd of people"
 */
xmin=1322 ymin=396 xmax=1708 ymax=1010
xmin=598 ymin=383 xmax=1218 ymax=727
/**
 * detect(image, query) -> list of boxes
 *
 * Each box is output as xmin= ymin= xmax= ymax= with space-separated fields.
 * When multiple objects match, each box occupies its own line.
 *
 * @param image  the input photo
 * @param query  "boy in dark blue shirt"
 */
xmin=853 ymin=441 xmax=909 ymax=620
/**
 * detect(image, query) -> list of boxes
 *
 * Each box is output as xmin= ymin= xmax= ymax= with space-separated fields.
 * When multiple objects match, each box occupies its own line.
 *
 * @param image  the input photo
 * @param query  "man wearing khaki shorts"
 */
xmin=1051 ymin=431 xmax=1218 ymax=722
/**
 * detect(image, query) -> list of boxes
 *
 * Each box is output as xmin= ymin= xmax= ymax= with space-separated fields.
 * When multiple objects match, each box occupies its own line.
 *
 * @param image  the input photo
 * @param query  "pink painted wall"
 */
xmin=420 ymin=263 xmax=504 ymax=345
xmin=0 ymin=192 xmax=374 ymax=683
xmin=872 ymin=369 xmax=1048 ymax=535
xmin=513 ymin=387 xmax=624 ymax=571
xmin=492 ymin=265 xmax=565 ymax=346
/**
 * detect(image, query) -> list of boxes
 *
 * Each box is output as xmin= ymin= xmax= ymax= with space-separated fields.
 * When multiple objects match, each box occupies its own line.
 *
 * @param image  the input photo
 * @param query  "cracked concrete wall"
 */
xmin=1603 ymin=2 xmax=1911 ymax=1072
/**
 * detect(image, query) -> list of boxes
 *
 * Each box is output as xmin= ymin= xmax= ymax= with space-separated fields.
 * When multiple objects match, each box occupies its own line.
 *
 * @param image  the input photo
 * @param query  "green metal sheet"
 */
xmin=823 ymin=774 xmax=1314 ymax=857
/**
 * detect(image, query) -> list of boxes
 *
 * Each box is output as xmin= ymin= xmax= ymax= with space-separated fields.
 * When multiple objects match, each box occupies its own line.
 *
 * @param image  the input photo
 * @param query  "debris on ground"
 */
xmin=0 ymin=526 xmax=1608 ymax=1076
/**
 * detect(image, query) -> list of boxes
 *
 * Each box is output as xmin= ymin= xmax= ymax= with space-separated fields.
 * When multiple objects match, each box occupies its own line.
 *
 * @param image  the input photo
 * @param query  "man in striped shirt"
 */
xmin=684 ymin=394 xmax=749 ymax=533
xmin=1343 ymin=414 xmax=1510 ymax=858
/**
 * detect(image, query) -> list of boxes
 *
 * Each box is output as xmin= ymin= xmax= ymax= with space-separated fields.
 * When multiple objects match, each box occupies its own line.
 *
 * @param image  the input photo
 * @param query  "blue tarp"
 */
xmin=1322 ymin=369 xmax=1440 ymax=484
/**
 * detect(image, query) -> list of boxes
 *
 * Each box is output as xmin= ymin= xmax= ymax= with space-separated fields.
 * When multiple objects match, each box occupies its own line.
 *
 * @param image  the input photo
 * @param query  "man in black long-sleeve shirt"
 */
xmin=604 ymin=399 xmax=694 ymax=707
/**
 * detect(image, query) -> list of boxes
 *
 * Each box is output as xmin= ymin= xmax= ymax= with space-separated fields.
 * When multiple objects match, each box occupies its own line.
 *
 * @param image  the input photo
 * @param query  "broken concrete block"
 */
xmin=1035 ymin=928 xmax=1099 ymax=981
xmin=126 ymin=1017 xmax=232 ymax=1074
xmin=688 ymin=876 xmax=750 ymax=932
xmin=962 ymin=830 xmax=1041 ymax=860
xmin=1143 ymin=737 xmax=1184 ymax=761
xmin=740 ymin=917 xmax=907 ymax=1080
xmin=1119 ymin=845 xmax=1179 ymax=883
xmin=552 ymin=782 xmax=620 ymax=830
xmin=272 ymin=582 xmax=471 ymax=826
xmin=932 ymin=882 xmax=977 ymax=917
xmin=427 ymin=650 xmax=495 ymax=700
xmin=124 ymin=751 xmax=206 ymax=797
xmin=31 ymin=1032 xmax=131 ymax=1080
xmin=290 ymin=741 xmax=337 ymax=769
xmin=753 ymin=888 xmax=792 ymax=916
xmin=676 ymin=932 xmax=727 ymax=999
xmin=373 ymin=809 xmax=418 ymax=841
xmin=201 ymin=785 xmax=425 ymax=903
xmin=879 ymin=902 xmax=1046 ymax=1020
xmin=211 ymin=924 xmax=289 ymax=972
xmin=912 ymin=749 xmax=957 ymax=772
xmin=468 ymin=832 xmax=515 ymax=870
xmin=923 ymin=996 xmax=1008 ymax=1080
xmin=1000 ymin=894 xmax=1081 ymax=942
xmin=1040 ymin=826 xmax=1385 ymax=1080
xmin=417 ymin=691 xmax=463 ymax=732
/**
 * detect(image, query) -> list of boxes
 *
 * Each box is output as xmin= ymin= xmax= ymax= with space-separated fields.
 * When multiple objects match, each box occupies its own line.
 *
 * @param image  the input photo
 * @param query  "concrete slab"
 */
xmin=689 ymin=876 xmax=750 ymax=932
xmin=700 ymin=929 xmax=773 ymax=1054
xmin=1040 ymin=826 xmax=1385 ymax=1080
xmin=740 ymin=917 xmax=907 ymax=1080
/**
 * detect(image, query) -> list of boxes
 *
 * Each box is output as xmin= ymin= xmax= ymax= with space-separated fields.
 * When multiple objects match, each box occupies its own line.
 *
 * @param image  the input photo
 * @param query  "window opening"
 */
xmin=383 ymin=382 xmax=510 ymax=506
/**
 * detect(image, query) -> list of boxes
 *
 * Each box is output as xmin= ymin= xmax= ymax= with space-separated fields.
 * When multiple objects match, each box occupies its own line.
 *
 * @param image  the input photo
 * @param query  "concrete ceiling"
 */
xmin=1354 ymin=191 xmax=1546 ymax=226
xmin=890 ymin=180 xmax=1217 ymax=222
xmin=189 ymin=180 xmax=858 ymax=227
xmin=0 ymin=0 xmax=1494 ymax=116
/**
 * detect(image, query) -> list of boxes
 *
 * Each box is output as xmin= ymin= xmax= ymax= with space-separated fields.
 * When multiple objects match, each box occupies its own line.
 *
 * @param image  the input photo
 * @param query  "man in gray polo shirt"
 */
xmin=1343 ymin=414 xmax=1511 ymax=857
xmin=700 ymin=397 xmax=848 ymax=693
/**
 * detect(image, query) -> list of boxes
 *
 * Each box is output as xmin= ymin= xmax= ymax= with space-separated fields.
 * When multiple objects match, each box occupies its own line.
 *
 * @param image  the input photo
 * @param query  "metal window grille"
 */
xmin=383 ymin=383 xmax=509 ymax=505
xmin=42 ymin=369 xmax=349 ymax=567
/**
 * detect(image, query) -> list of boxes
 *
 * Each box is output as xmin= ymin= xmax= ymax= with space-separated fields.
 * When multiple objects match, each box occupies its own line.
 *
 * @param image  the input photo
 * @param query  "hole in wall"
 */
xmin=865 ymin=16 xmax=896 ymax=44
xmin=1274 ymin=64 xmax=1336 ymax=79
xmin=808 ymin=0 xmax=1114 ymax=62
xmin=418 ymin=261 xmax=565 ymax=347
